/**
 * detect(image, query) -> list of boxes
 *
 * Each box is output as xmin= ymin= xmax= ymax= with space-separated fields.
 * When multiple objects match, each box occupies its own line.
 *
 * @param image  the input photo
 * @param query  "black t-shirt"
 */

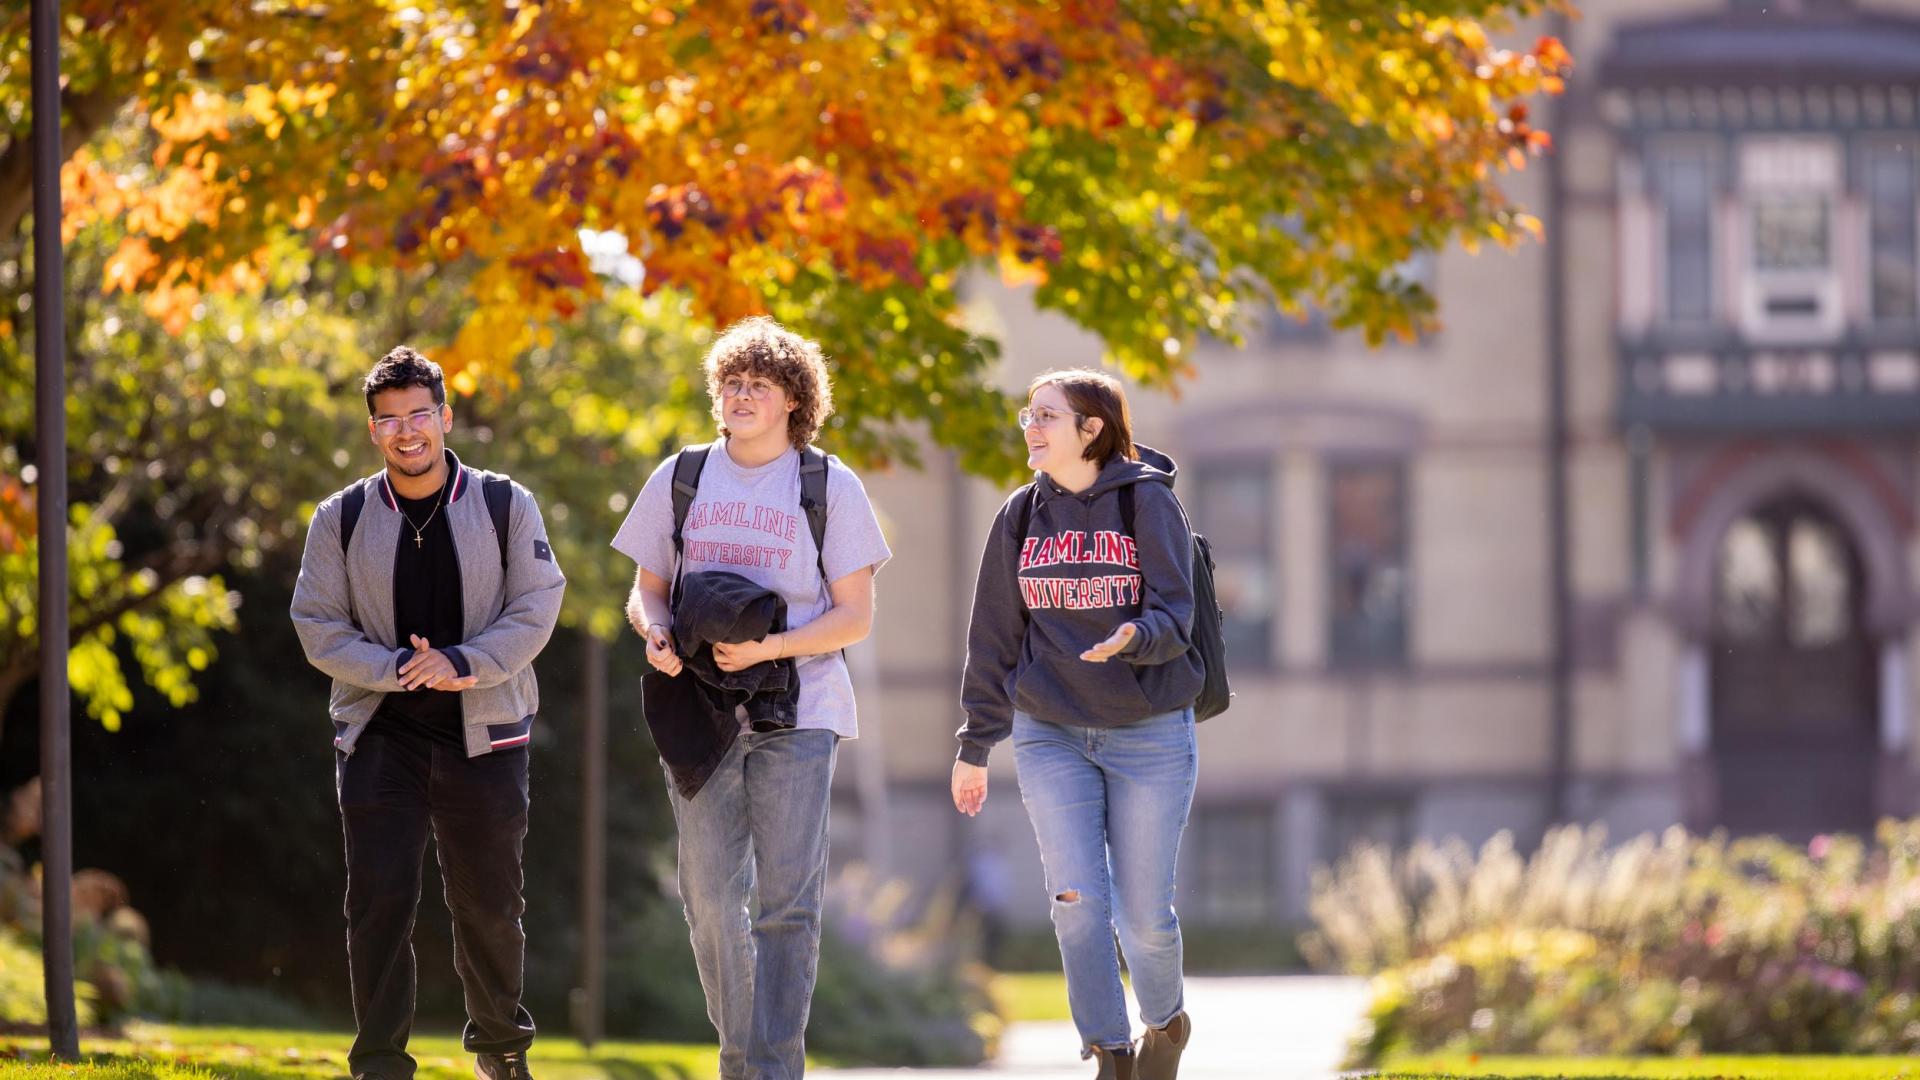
xmin=377 ymin=483 xmax=466 ymax=747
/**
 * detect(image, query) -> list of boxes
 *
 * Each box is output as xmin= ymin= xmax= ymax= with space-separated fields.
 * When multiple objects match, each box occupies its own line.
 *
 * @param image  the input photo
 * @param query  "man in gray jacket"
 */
xmin=291 ymin=347 xmax=565 ymax=1080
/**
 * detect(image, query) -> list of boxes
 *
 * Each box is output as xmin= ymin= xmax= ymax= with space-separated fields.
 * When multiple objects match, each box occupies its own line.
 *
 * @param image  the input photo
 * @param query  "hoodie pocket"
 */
xmin=1014 ymin=648 xmax=1157 ymax=724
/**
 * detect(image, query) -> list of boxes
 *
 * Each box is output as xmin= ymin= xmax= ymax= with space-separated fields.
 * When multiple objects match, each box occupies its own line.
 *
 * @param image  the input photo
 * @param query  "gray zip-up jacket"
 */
xmin=290 ymin=449 xmax=566 ymax=757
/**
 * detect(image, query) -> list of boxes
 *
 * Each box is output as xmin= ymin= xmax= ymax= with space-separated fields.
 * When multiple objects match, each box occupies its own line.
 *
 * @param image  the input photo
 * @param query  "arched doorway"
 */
xmin=1710 ymin=493 xmax=1879 ymax=837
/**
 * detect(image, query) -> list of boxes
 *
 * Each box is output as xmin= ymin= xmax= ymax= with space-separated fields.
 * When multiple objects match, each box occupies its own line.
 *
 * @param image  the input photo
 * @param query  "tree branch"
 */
xmin=0 ymin=82 xmax=127 ymax=241
xmin=66 ymin=534 xmax=232 ymax=645
xmin=0 ymin=508 xmax=242 ymax=737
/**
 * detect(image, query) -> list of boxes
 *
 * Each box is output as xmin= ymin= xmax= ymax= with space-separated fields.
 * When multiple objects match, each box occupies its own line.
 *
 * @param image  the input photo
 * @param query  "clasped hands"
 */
xmin=398 ymin=634 xmax=477 ymax=691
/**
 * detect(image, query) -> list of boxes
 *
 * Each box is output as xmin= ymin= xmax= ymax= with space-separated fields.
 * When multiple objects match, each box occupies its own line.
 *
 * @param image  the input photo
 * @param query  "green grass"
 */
xmin=986 ymin=971 xmax=1135 ymax=1025
xmin=1379 ymin=1055 xmax=1920 ymax=1079
xmin=987 ymin=971 xmax=1072 ymax=1024
xmin=0 ymin=1067 xmax=222 ymax=1080
xmin=0 ymin=1022 xmax=720 ymax=1080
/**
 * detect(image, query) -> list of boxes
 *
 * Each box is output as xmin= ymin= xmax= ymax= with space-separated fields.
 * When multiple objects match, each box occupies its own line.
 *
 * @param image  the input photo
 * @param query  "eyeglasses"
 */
xmin=720 ymin=377 xmax=781 ymax=401
xmin=369 ymin=407 xmax=443 ymax=439
xmin=1017 ymin=406 xmax=1082 ymax=430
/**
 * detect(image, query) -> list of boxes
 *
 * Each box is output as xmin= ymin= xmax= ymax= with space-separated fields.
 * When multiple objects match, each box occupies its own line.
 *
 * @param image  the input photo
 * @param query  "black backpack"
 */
xmin=1012 ymin=481 xmax=1233 ymax=722
xmin=668 ymin=445 xmax=833 ymax=653
xmin=669 ymin=444 xmax=829 ymax=582
xmin=339 ymin=470 xmax=513 ymax=566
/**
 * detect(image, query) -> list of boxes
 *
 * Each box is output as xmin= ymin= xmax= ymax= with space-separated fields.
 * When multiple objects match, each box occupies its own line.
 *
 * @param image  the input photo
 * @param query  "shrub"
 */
xmin=0 ymin=840 xmax=185 ymax=1029
xmin=1308 ymin=822 xmax=1920 ymax=1066
xmin=135 ymin=975 xmax=326 ymax=1029
xmin=0 ymin=927 xmax=100 ymax=1028
xmin=805 ymin=865 xmax=995 ymax=1066
xmin=604 ymin=860 xmax=998 ymax=1067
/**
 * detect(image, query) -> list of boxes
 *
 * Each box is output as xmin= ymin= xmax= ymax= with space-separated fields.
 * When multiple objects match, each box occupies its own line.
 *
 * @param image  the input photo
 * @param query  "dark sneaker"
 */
xmin=474 ymin=1051 xmax=534 ymax=1080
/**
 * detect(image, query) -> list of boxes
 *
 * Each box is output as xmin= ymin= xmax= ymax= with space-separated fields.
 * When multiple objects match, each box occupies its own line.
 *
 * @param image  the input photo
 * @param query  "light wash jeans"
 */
xmin=1013 ymin=706 xmax=1197 ymax=1055
xmin=666 ymin=727 xmax=839 ymax=1080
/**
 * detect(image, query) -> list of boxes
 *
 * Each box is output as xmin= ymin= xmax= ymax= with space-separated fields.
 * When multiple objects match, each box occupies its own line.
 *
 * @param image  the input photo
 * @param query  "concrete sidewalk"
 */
xmin=816 ymin=975 xmax=1371 ymax=1080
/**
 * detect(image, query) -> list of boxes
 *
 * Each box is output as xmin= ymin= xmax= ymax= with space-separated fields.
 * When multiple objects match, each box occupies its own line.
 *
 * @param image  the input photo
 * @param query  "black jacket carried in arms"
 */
xmin=643 ymin=570 xmax=799 ymax=799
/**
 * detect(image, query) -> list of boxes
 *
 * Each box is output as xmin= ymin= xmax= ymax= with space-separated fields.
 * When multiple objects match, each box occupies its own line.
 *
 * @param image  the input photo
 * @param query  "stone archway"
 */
xmin=1670 ymin=445 xmax=1913 ymax=836
xmin=1708 ymin=494 xmax=1877 ymax=836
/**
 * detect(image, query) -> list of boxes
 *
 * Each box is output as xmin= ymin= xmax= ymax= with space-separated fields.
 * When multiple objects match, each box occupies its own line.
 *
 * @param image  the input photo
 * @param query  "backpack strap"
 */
xmin=339 ymin=478 xmax=369 ymax=558
xmin=482 ymin=473 xmax=512 ymax=569
xmin=664 ymin=445 xmax=835 ymax=649
xmin=668 ymin=446 xmax=711 ymax=607
xmin=797 ymin=445 xmax=845 ymax=660
xmin=798 ymin=445 xmax=830 ymax=586
xmin=341 ymin=472 xmax=507 ymax=568
xmin=1010 ymin=482 xmax=1040 ymax=544
xmin=335 ymin=478 xmax=374 ymax=631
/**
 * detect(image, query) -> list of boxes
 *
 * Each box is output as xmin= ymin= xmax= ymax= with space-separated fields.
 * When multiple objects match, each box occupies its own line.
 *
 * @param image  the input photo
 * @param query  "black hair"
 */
xmin=362 ymin=345 xmax=446 ymax=415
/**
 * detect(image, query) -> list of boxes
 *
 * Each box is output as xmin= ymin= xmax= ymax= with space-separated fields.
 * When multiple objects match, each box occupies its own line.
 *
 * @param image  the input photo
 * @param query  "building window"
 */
xmin=1751 ymin=194 xmax=1830 ymax=273
xmin=1327 ymin=460 xmax=1409 ymax=667
xmin=1185 ymin=804 xmax=1274 ymax=924
xmin=1867 ymin=142 xmax=1918 ymax=322
xmin=1323 ymin=790 xmax=1415 ymax=866
xmin=1193 ymin=461 xmax=1275 ymax=667
xmin=1738 ymin=136 xmax=1843 ymax=340
xmin=1713 ymin=498 xmax=1861 ymax=649
xmin=1657 ymin=144 xmax=1717 ymax=325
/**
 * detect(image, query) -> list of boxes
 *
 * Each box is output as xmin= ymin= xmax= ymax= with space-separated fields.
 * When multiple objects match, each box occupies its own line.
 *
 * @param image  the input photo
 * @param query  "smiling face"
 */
xmin=1023 ymin=383 xmax=1101 ymax=475
xmin=368 ymin=385 xmax=451 ymax=478
xmin=716 ymin=369 xmax=797 ymax=445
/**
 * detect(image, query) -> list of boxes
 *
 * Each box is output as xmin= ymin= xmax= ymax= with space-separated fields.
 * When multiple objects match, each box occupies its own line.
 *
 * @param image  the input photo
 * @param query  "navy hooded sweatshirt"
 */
xmin=957 ymin=445 xmax=1205 ymax=766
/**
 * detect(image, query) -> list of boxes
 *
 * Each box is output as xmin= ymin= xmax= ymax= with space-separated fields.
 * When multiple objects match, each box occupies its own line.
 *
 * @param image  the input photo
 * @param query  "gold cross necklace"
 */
xmin=398 ymin=485 xmax=445 ymax=549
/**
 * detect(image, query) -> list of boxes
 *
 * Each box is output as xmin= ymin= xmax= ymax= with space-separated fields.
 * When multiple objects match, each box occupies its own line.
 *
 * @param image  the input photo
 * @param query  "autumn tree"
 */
xmin=0 ymin=0 xmax=1570 ymax=726
xmin=25 ymin=0 xmax=1565 ymax=443
xmin=0 ymin=203 xmax=719 ymax=731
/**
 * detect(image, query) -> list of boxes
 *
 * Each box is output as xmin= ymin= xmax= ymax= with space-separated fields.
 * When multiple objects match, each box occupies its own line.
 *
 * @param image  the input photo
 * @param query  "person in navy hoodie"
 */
xmin=953 ymin=369 xmax=1203 ymax=1080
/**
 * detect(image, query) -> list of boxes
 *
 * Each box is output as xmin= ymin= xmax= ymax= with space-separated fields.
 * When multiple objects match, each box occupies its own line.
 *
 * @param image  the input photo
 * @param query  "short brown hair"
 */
xmin=1029 ymin=368 xmax=1137 ymax=465
xmin=704 ymin=316 xmax=834 ymax=448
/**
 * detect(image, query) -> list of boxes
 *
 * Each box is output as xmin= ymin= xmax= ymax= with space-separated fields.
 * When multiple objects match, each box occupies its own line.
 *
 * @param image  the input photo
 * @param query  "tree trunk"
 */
xmin=0 ymin=660 xmax=32 ymax=748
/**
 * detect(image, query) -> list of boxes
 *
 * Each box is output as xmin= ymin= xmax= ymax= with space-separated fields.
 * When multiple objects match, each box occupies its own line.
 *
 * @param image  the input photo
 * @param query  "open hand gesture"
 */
xmin=1079 ymin=622 xmax=1138 ymax=663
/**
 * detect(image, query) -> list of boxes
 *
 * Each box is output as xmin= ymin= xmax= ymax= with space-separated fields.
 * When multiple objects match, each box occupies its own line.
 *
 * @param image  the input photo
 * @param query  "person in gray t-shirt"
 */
xmin=610 ymin=316 xmax=889 ymax=1080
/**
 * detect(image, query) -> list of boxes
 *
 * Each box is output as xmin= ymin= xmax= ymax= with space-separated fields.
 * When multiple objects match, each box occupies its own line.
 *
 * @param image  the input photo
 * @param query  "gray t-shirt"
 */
xmin=610 ymin=440 xmax=891 ymax=739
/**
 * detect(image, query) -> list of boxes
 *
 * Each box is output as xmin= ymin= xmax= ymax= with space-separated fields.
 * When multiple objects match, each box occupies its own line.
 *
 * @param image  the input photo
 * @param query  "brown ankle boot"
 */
xmin=1091 ymin=1044 xmax=1135 ymax=1080
xmin=1136 ymin=1011 xmax=1190 ymax=1080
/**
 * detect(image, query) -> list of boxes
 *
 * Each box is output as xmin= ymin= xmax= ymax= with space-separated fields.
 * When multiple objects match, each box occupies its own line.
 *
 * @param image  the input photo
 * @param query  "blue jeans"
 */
xmin=665 ymin=727 xmax=839 ymax=1080
xmin=1013 ymin=707 xmax=1197 ymax=1054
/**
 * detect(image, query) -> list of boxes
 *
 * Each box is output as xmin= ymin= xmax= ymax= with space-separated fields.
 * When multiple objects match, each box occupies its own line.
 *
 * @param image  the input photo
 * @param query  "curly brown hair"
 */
xmin=704 ymin=316 xmax=835 ymax=448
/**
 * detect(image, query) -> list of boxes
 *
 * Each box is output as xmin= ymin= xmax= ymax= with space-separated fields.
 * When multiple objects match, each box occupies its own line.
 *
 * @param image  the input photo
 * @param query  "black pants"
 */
xmin=337 ymin=725 xmax=535 ymax=1079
